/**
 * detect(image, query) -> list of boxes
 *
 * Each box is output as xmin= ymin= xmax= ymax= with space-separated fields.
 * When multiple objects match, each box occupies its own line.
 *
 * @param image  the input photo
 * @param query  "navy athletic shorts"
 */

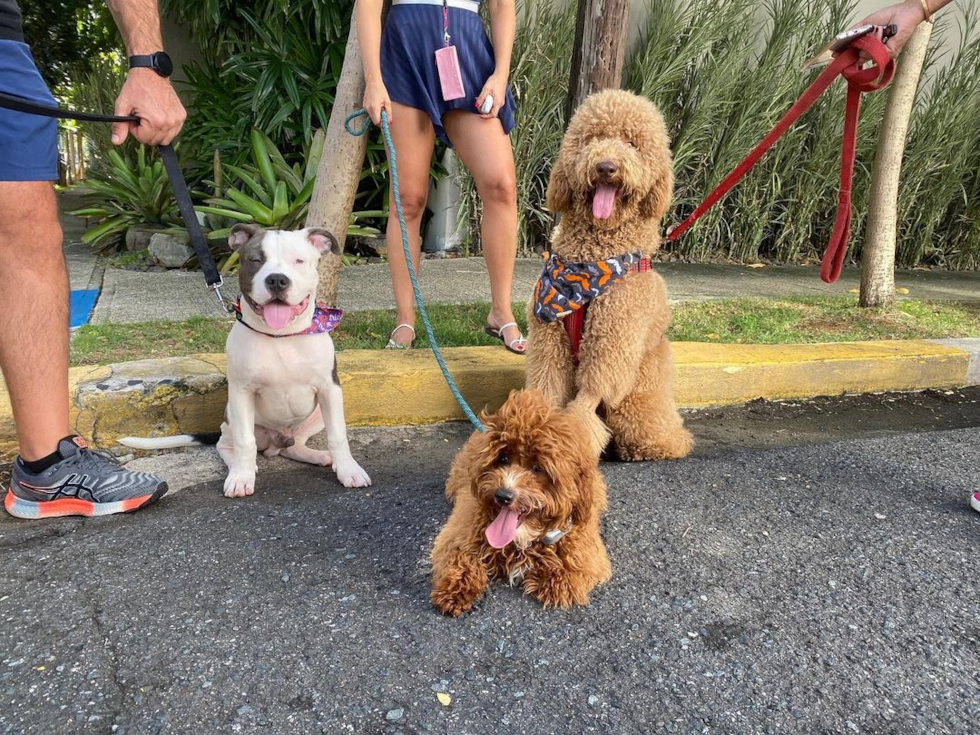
xmin=0 ymin=39 xmax=58 ymax=182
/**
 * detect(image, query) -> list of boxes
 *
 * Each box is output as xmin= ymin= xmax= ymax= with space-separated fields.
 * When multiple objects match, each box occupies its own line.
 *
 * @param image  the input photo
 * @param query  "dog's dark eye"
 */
xmin=248 ymin=257 xmax=262 ymax=264
xmin=295 ymin=259 xmax=306 ymax=265
xmin=627 ymin=140 xmax=638 ymax=148
xmin=531 ymin=464 xmax=541 ymax=473
xmin=497 ymin=453 xmax=510 ymax=466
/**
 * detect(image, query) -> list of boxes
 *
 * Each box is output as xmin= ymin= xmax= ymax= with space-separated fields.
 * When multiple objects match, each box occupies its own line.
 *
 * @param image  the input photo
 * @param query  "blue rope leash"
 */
xmin=345 ymin=108 xmax=486 ymax=432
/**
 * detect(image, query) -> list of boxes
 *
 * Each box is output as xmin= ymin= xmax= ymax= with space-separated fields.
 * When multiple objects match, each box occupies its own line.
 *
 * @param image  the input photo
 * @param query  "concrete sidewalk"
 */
xmin=87 ymin=258 xmax=980 ymax=324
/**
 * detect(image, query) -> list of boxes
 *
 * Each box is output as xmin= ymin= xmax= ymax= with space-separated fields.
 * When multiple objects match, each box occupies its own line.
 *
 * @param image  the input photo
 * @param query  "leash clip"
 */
xmin=210 ymin=278 xmax=233 ymax=313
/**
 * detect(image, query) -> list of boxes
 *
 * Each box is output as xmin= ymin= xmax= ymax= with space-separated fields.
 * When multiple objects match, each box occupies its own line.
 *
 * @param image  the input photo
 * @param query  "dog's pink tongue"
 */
xmin=485 ymin=508 xmax=521 ymax=549
xmin=263 ymin=301 xmax=292 ymax=330
xmin=593 ymin=185 xmax=617 ymax=220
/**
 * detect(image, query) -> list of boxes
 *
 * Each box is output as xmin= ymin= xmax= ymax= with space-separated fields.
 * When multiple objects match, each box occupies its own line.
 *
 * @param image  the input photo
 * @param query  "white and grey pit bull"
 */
xmin=121 ymin=223 xmax=371 ymax=495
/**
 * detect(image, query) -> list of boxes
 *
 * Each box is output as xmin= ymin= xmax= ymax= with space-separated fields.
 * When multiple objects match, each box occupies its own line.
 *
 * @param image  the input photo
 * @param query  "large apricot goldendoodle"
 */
xmin=526 ymin=89 xmax=693 ymax=462
xmin=430 ymin=390 xmax=611 ymax=616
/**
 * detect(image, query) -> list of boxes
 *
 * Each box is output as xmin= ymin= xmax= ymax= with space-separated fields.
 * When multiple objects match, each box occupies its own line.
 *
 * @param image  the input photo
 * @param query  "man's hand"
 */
xmin=111 ymin=68 xmax=186 ymax=146
xmin=852 ymin=0 xmax=930 ymax=59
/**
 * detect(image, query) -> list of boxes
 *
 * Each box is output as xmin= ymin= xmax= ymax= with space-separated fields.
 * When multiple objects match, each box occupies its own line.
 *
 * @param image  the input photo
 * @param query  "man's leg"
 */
xmin=0 ymin=181 xmax=69 ymax=461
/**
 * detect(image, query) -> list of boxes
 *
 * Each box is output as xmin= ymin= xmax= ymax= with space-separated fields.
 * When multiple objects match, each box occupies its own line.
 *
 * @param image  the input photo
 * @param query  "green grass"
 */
xmin=668 ymin=297 xmax=980 ymax=344
xmin=71 ymin=316 xmax=234 ymax=366
xmin=69 ymin=298 xmax=980 ymax=366
xmin=69 ymin=304 xmax=530 ymax=366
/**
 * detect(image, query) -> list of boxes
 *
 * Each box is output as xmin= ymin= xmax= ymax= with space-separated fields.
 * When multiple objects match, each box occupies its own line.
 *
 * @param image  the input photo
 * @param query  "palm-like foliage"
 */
xmin=197 ymin=129 xmax=383 ymax=271
xmin=70 ymin=146 xmax=178 ymax=248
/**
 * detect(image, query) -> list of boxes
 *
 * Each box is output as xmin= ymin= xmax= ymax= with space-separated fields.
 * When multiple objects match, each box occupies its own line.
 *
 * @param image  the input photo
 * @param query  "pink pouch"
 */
xmin=435 ymin=45 xmax=466 ymax=101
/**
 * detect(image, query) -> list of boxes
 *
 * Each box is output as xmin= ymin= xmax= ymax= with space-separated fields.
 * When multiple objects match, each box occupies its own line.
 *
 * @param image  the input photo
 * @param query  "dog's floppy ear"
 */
xmin=306 ymin=228 xmax=342 ymax=255
xmin=639 ymin=164 xmax=674 ymax=222
xmin=546 ymin=158 xmax=572 ymax=214
xmin=544 ymin=410 xmax=607 ymax=527
xmin=228 ymin=223 xmax=262 ymax=251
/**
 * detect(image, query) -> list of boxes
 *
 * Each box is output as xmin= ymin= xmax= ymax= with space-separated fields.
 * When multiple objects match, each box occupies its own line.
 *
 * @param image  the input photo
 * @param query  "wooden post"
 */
xmin=306 ymin=19 xmax=371 ymax=307
xmin=859 ymin=21 xmax=932 ymax=308
xmin=565 ymin=0 xmax=633 ymax=121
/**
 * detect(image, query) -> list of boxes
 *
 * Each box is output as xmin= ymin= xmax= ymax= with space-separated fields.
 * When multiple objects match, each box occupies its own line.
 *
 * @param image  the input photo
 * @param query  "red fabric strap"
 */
xmin=629 ymin=257 xmax=653 ymax=273
xmin=563 ymin=257 xmax=652 ymax=363
xmin=665 ymin=35 xmax=894 ymax=283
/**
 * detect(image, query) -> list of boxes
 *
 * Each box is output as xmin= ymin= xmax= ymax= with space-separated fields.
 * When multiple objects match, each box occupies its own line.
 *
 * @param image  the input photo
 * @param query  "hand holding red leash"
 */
xmin=667 ymin=34 xmax=894 ymax=283
xmin=851 ymin=0 xmax=955 ymax=59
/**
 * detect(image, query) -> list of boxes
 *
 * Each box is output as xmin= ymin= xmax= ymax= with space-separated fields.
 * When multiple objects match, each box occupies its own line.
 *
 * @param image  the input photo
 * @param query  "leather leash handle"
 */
xmin=0 ymin=92 xmax=227 ymax=305
xmin=665 ymin=35 xmax=894 ymax=284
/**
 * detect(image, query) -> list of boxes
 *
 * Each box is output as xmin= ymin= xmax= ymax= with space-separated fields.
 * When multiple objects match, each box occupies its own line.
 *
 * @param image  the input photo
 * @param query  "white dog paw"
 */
xmin=335 ymin=460 xmax=371 ymax=488
xmin=223 ymin=472 xmax=256 ymax=498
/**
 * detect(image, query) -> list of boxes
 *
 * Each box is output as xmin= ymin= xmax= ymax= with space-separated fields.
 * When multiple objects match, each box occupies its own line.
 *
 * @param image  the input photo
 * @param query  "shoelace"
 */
xmin=63 ymin=448 xmax=122 ymax=475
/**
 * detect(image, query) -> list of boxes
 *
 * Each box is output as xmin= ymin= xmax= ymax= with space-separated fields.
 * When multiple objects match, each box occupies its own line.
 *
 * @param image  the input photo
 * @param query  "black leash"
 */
xmin=0 ymin=91 xmax=230 ymax=311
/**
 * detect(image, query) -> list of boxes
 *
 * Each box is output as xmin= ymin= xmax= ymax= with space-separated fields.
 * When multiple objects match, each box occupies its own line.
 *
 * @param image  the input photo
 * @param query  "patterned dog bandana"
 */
xmin=234 ymin=297 xmax=343 ymax=337
xmin=532 ymin=251 xmax=650 ymax=323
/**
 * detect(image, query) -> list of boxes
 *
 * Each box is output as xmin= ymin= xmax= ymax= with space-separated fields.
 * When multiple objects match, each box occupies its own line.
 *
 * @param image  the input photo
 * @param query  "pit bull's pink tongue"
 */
xmin=593 ymin=185 xmax=617 ymax=220
xmin=485 ymin=508 xmax=522 ymax=549
xmin=263 ymin=301 xmax=292 ymax=330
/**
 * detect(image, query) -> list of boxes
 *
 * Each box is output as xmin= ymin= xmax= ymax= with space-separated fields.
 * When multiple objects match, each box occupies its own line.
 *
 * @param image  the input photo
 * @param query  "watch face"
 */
xmin=153 ymin=52 xmax=174 ymax=77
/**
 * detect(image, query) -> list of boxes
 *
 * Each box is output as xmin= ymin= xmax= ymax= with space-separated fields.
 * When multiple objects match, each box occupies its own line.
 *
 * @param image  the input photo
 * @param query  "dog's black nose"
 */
xmin=265 ymin=273 xmax=291 ymax=293
xmin=494 ymin=488 xmax=515 ymax=506
xmin=596 ymin=160 xmax=618 ymax=179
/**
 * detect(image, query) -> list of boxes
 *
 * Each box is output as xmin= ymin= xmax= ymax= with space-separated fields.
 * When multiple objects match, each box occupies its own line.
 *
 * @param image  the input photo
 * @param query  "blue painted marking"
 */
xmin=69 ymin=289 xmax=99 ymax=328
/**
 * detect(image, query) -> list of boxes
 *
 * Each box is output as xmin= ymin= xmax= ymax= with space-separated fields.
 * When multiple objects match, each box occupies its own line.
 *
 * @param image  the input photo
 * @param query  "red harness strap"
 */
xmin=564 ymin=257 xmax=652 ymax=364
xmin=665 ymin=36 xmax=895 ymax=283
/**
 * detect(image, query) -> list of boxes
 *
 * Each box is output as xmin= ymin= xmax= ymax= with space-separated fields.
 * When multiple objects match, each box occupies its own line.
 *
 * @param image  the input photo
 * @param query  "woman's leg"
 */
xmin=385 ymin=102 xmax=436 ymax=346
xmin=442 ymin=112 xmax=523 ymax=352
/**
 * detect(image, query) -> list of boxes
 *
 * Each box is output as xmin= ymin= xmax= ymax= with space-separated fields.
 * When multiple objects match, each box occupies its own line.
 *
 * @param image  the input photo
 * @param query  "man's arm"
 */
xmin=105 ymin=0 xmax=186 ymax=146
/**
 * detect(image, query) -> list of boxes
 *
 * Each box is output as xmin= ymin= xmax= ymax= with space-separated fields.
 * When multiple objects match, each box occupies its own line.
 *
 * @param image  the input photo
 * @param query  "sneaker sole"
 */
xmin=3 ymin=483 xmax=168 ymax=520
xmin=971 ymin=494 xmax=980 ymax=513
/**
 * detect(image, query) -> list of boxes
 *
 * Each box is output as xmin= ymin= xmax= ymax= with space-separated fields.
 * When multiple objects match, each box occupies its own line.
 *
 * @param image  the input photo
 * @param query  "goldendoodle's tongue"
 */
xmin=485 ymin=508 xmax=521 ymax=549
xmin=263 ymin=301 xmax=293 ymax=330
xmin=593 ymin=185 xmax=617 ymax=220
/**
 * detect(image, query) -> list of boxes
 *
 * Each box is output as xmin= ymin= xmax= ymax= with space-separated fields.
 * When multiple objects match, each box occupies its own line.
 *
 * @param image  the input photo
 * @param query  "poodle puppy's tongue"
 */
xmin=593 ymin=184 xmax=617 ymax=220
xmin=263 ymin=301 xmax=294 ymax=330
xmin=485 ymin=507 xmax=522 ymax=549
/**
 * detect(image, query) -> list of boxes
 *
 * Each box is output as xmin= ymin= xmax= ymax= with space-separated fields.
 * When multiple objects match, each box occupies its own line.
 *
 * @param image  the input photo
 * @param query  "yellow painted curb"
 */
xmin=0 ymin=340 xmax=972 ymax=451
xmin=672 ymin=340 xmax=968 ymax=407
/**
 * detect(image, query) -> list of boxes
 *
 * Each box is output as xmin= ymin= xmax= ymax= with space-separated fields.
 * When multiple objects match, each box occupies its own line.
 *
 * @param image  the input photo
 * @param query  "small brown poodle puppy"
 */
xmin=526 ymin=89 xmax=693 ymax=462
xmin=430 ymin=390 xmax=611 ymax=616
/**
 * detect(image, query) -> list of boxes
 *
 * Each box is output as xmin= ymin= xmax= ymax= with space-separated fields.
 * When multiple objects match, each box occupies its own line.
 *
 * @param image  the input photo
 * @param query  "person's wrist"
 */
xmin=905 ymin=0 xmax=929 ymax=22
xmin=126 ymin=67 xmax=171 ymax=84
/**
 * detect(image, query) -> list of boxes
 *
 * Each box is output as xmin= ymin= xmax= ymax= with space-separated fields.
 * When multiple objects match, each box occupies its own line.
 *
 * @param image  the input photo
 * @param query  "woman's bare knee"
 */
xmin=395 ymin=190 xmax=429 ymax=222
xmin=478 ymin=173 xmax=517 ymax=206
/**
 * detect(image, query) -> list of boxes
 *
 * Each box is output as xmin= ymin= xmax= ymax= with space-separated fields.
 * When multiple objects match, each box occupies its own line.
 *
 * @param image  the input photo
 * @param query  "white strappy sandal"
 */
xmin=386 ymin=323 xmax=416 ymax=349
xmin=485 ymin=321 xmax=526 ymax=355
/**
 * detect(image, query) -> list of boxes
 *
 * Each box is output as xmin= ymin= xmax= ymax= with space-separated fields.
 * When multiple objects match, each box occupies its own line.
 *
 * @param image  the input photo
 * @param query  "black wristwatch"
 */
xmin=128 ymin=51 xmax=174 ymax=78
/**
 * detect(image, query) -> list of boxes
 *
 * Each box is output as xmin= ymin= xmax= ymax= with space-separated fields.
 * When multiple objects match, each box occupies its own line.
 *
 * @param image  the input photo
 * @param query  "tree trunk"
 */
xmin=859 ymin=21 xmax=932 ymax=308
xmin=307 ymin=20 xmax=370 ymax=307
xmin=565 ymin=0 xmax=632 ymax=122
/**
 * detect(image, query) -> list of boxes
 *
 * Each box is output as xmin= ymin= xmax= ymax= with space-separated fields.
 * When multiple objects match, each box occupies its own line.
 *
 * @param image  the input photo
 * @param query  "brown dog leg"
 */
xmin=524 ymin=303 xmax=576 ymax=408
xmin=524 ymin=527 xmax=612 ymax=609
xmin=605 ymin=338 xmax=693 ymax=461
xmin=431 ymin=550 xmax=489 ymax=617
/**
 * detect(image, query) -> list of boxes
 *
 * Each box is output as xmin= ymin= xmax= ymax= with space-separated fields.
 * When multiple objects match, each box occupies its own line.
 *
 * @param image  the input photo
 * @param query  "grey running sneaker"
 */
xmin=4 ymin=436 xmax=168 ymax=519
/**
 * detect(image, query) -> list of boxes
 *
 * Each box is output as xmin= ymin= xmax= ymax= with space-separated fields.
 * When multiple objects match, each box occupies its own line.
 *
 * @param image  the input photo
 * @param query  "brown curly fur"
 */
xmin=430 ymin=390 xmax=611 ymax=616
xmin=525 ymin=89 xmax=693 ymax=462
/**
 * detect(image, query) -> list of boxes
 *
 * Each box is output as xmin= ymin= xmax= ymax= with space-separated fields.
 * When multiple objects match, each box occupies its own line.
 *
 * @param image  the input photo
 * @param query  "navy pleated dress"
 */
xmin=380 ymin=0 xmax=517 ymax=146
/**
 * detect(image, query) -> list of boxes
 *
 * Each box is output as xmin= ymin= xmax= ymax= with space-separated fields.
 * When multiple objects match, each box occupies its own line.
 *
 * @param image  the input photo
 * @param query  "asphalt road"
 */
xmin=1 ymin=393 xmax=978 ymax=734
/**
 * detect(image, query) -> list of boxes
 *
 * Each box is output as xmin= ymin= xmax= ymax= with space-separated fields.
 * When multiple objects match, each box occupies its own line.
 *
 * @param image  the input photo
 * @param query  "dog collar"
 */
xmin=234 ymin=296 xmax=343 ymax=337
xmin=541 ymin=519 xmax=573 ymax=546
xmin=532 ymin=250 xmax=651 ymax=324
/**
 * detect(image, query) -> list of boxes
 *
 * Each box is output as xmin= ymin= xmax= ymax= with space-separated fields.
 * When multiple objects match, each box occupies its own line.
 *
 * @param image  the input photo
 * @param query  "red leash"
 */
xmin=665 ymin=35 xmax=895 ymax=283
